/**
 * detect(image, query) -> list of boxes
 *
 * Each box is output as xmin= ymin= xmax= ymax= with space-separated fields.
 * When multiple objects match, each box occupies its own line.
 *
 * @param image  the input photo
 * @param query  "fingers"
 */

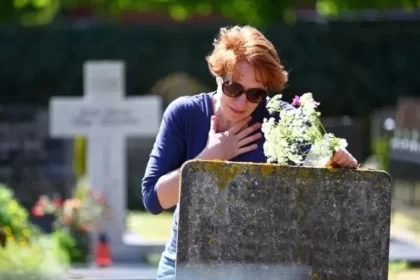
xmin=237 ymin=144 xmax=258 ymax=156
xmin=238 ymin=132 xmax=262 ymax=147
xmin=325 ymin=159 xmax=339 ymax=168
xmin=229 ymin=116 xmax=252 ymax=134
xmin=209 ymin=115 xmax=218 ymax=135
xmin=236 ymin=122 xmax=261 ymax=140
xmin=328 ymin=149 xmax=358 ymax=169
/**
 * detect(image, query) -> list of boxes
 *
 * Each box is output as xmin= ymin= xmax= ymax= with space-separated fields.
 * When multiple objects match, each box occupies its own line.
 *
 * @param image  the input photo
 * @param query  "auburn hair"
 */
xmin=206 ymin=25 xmax=288 ymax=91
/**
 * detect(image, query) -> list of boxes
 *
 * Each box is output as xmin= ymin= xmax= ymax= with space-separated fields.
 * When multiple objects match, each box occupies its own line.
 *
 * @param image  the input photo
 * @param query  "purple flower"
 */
xmin=292 ymin=95 xmax=300 ymax=106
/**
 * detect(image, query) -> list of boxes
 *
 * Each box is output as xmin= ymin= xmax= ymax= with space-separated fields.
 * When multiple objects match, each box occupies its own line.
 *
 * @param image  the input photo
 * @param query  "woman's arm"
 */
xmin=141 ymin=97 xmax=218 ymax=214
xmin=154 ymin=148 xmax=214 ymax=210
xmin=141 ymin=97 xmax=188 ymax=215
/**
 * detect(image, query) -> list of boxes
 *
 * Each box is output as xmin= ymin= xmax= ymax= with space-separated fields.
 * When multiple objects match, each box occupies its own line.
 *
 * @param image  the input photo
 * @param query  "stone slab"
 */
xmin=177 ymin=160 xmax=393 ymax=280
xmin=66 ymin=264 xmax=157 ymax=280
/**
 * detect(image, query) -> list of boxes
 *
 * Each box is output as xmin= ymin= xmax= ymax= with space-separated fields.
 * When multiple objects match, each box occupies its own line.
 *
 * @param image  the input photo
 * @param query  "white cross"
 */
xmin=49 ymin=61 xmax=162 ymax=258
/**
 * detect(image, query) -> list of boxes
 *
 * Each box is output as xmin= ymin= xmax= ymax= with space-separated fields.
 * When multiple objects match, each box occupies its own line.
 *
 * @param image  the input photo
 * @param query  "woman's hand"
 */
xmin=201 ymin=115 xmax=262 ymax=161
xmin=326 ymin=148 xmax=358 ymax=168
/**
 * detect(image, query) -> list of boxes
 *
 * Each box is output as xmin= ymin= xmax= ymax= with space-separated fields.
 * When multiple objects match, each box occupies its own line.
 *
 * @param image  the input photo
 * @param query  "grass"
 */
xmin=127 ymin=210 xmax=173 ymax=241
xmin=127 ymin=211 xmax=420 ymax=278
xmin=389 ymin=263 xmax=420 ymax=280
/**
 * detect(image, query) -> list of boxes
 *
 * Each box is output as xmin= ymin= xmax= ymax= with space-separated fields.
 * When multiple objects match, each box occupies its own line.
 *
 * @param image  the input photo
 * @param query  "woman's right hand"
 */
xmin=201 ymin=115 xmax=262 ymax=161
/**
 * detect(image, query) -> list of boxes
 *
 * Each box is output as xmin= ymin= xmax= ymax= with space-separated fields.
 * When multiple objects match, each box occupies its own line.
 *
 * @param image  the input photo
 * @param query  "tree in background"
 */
xmin=2 ymin=0 xmax=420 ymax=26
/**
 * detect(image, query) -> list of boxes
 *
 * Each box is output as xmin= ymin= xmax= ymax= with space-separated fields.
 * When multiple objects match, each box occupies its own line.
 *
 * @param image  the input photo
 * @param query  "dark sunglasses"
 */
xmin=222 ymin=80 xmax=268 ymax=104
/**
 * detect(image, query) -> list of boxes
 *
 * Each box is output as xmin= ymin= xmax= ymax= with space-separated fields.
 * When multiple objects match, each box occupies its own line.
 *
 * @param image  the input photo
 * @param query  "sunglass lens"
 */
xmin=222 ymin=81 xmax=243 ymax=98
xmin=247 ymin=89 xmax=267 ymax=103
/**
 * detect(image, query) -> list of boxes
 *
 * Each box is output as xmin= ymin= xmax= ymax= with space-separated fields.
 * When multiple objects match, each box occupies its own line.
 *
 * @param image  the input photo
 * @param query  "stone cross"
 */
xmin=49 ymin=61 xmax=162 ymax=260
xmin=176 ymin=160 xmax=392 ymax=280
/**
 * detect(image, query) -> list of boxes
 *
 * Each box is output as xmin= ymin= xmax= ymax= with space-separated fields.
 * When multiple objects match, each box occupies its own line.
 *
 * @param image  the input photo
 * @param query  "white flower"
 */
xmin=262 ymin=93 xmax=348 ymax=167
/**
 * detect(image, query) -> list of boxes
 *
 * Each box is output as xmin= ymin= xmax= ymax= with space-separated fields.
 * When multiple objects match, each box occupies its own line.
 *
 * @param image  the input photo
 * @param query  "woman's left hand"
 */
xmin=326 ymin=148 xmax=358 ymax=169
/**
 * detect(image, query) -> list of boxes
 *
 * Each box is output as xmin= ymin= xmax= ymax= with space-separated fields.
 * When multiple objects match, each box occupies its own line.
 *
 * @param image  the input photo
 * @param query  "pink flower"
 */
xmin=31 ymin=206 xmax=44 ymax=217
xmin=292 ymin=95 xmax=301 ymax=106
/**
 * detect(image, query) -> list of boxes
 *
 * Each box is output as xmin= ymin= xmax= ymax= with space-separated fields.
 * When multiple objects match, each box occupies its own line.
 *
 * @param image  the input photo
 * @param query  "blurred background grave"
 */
xmin=0 ymin=106 xmax=74 ymax=232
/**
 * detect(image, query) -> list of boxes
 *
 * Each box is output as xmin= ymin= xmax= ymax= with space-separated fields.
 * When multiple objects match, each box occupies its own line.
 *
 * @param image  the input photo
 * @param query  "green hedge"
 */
xmin=0 ymin=21 xmax=419 ymax=117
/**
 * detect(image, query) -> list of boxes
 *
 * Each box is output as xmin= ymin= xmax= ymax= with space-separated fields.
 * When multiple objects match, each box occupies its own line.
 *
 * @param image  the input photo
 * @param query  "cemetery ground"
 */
xmin=127 ymin=211 xmax=420 ymax=280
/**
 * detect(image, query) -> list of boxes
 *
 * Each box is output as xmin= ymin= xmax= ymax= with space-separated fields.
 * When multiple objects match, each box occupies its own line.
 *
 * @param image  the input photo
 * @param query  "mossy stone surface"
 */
xmin=176 ymin=160 xmax=392 ymax=280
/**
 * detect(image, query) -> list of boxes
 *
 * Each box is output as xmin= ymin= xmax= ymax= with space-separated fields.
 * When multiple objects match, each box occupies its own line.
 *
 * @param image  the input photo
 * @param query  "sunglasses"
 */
xmin=222 ymin=80 xmax=268 ymax=104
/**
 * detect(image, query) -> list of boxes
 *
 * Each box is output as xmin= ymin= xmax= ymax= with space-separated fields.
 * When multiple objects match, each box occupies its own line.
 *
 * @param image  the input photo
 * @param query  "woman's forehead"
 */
xmin=227 ymin=61 xmax=265 ymax=88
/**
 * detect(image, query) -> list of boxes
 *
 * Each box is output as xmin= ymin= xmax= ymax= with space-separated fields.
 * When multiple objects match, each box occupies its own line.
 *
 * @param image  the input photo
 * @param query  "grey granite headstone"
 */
xmin=0 ymin=107 xmax=74 ymax=207
xmin=176 ymin=160 xmax=392 ymax=280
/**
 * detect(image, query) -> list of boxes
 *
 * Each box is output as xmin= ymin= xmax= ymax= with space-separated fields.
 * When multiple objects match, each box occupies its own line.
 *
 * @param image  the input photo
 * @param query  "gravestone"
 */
xmin=389 ymin=97 xmax=420 ymax=206
xmin=177 ymin=160 xmax=392 ymax=280
xmin=389 ymin=97 xmax=420 ymax=168
xmin=49 ymin=60 xmax=164 ymax=261
xmin=0 ymin=107 xmax=73 ymax=209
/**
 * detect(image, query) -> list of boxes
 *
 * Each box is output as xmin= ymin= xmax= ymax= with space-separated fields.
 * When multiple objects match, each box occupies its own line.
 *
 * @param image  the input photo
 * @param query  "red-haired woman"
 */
xmin=142 ymin=25 xmax=358 ymax=279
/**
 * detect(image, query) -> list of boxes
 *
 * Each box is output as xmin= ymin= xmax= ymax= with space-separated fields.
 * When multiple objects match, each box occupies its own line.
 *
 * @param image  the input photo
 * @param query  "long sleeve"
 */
xmin=141 ymin=97 xmax=188 ymax=215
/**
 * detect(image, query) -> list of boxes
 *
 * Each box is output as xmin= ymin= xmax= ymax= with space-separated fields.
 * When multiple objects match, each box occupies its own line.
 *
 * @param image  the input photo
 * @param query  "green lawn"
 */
xmin=127 ymin=211 xmax=173 ymax=241
xmin=389 ymin=262 xmax=420 ymax=280
xmin=127 ymin=211 xmax=420 ymax=278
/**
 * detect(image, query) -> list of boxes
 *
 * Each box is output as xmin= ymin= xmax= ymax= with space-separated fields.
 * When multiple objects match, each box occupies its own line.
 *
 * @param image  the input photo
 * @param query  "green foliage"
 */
xmin=73 ymin=176 xmax=89 ymax=199
xmin=373 ymin=136 xmax=390 ymax=171
xmin=2 ymin=0 xmax=420 ymax=26
xmin=0 ymin=183 xmax=84 ymax=264
xmin=0 ymin=235 xmax=70 ymax=280
xmin=0 ymin=184 xmax=70 ymax=279
xmin=0 ymin=183 xmax=42 ymax=241
xmin=52 ymin=228 xmax=86 ymax=263
xmin=388 ymin=261 xmax=410 ymax=273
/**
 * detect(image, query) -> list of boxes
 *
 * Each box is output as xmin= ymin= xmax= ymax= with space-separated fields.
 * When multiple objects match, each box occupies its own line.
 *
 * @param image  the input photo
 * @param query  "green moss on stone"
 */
xmin=203 ymin=161 xmax=243 ymax=190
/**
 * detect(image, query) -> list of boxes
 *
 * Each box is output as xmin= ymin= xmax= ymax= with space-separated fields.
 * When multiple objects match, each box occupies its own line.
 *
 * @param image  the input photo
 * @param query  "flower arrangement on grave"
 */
xmin=31 ymin=181 xmax=112 ymax=263
xmin=262 ymin=92 xmax=348 ymax=167
xmin=31 ymin=188 xmax=111 ymax=233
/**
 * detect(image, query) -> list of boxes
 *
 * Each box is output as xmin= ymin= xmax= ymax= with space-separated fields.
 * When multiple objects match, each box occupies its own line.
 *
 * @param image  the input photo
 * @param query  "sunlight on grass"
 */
xmin=389 ymin=269 xmax=420 ymax=280
xmin=127 ymin=211 xmax=173 ymax=241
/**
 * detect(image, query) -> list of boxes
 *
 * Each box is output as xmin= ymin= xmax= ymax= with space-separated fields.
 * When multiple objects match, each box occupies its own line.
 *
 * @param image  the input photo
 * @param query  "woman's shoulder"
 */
xmin=164 ymin=92 xmax=213 ymax=118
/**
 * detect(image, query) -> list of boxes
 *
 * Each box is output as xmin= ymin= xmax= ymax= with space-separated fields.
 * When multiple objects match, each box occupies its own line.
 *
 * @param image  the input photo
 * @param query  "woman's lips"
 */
xmin=229 ymin=106 xmax=246 ymax=114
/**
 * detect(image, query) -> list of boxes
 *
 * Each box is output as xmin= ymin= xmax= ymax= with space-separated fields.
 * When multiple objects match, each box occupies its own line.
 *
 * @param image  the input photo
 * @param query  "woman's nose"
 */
xmin=234 ymin=93 xmax=248 ymax=108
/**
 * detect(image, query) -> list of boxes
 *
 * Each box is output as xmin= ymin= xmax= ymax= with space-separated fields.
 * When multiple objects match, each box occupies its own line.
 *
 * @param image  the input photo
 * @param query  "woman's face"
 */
xmin=217 ymin=61 xmax=266 ymax=123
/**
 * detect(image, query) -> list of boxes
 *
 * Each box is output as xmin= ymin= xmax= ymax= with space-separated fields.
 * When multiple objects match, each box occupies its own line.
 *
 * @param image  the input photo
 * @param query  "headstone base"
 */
xmin=95 ymin=232 xmax=165 ymax=263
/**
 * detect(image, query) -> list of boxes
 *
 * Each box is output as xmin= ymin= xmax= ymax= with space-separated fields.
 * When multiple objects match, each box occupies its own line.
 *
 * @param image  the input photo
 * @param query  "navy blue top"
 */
xmin=141 ymin=91 xmax=294 ymax=260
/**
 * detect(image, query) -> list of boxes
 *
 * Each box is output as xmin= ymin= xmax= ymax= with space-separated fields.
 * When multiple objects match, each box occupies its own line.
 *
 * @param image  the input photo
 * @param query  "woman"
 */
xmin=142 ymin=25 xmax=358 ymax=279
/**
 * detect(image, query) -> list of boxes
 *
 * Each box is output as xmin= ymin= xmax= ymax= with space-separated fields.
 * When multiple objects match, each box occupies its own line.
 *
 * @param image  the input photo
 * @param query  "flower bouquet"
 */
xmin=31 ymin=191 xmax=111 ymax=232
xmin=262 ymin=92 xmax=348 ymax=167
xmin=32 ymin=188 xmax=112 ymax=263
